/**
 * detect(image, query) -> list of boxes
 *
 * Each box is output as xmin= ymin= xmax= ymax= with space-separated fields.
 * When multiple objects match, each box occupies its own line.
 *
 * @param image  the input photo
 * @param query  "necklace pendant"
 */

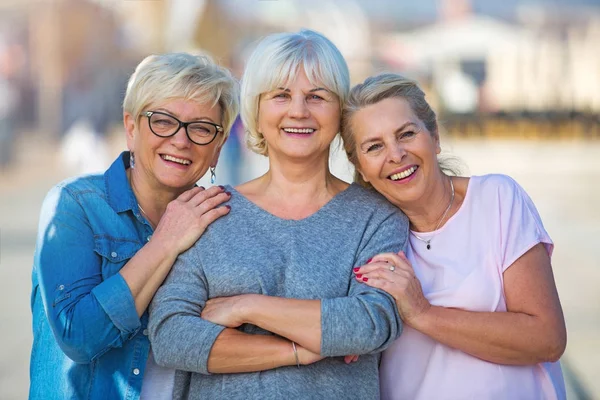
xmin=426 ymin=243 xmax=431 ymax=250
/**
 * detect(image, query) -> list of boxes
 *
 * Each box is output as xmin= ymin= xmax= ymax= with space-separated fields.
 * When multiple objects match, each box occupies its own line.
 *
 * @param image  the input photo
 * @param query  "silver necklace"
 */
xmin=138 ymin=204 xmax=156 ymax=229
xmin=411 ymin=178 xmax=455 ymax=250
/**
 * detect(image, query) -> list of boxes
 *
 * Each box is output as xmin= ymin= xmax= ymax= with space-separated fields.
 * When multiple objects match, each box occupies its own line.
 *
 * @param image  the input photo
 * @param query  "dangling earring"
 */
xmin=130 ymin=152 xmax=135 ymax=169
xmin=210 ymin=166 xmax=216 ymax=184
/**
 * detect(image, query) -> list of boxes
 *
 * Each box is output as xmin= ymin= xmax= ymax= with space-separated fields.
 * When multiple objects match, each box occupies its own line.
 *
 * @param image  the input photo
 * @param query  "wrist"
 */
xmin=409 ymin=304 xmax=435 ymax=332
xmin=238 ymin=294 xmax=262 ymax=325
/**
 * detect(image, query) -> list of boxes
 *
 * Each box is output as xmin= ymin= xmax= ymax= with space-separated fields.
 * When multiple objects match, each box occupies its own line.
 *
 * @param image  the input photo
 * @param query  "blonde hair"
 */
xmin=341 ymin=73 xmax=440 ymax=186
xmin=240 ymin=29 xmax=350 ymax=155
xmin=123 ymin=52 xmax=239 ymax=143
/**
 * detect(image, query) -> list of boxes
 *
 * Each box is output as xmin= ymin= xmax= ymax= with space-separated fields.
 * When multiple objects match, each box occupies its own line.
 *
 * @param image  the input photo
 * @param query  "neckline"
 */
xmin=227 ymin=182 xmax=357 ymax=223
xmin=409 ymin=176 xmax=473 ymax=236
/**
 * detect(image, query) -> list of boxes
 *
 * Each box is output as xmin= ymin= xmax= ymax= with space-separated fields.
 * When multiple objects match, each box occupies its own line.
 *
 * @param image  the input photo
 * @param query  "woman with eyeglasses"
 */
xmin=149 ymin=30 xmax=406 ymax=399
xmin=29 ymin=53 xmax=239 ymax=400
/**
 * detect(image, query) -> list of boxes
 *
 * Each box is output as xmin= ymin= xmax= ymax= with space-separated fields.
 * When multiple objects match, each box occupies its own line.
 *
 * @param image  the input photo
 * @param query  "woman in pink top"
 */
xmin=340 ymin=73 xmax=567 ymax=400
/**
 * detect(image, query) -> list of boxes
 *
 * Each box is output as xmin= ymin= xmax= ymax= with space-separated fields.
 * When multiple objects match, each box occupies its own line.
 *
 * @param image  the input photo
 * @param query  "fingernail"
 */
xmin=218 ymin=185 xmax=225 ymax=190
xmin=353 ymin=267 xmax=360 ymax=273
xmin=356 ymin=274 xmax=362 ymax=278
xmin=367 ymin=258 xmax=372 ymax=263
xmin=362 ymin=277 xmax=368 ymax=282
xmin=199 ymin=186 xmax=205 ymax=190
xmin=225 ymin=191 xmax=231 ymax=196
xmin=225 ymin=205 xmax=231 ymax=210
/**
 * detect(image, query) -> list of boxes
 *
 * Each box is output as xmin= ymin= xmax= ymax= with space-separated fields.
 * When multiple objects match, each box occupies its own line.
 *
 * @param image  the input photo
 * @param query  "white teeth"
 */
xmin=390 ymin=166 xmax=417 ymax=181
xmin=162 ymin=155 xmax=191 ymax=165
xmin=283 ymin=128 xmax=315 ymax=134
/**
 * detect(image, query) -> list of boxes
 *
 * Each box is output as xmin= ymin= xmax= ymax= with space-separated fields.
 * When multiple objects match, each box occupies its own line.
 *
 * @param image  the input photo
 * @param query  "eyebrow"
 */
xmin=359 ymin=122 xmax=418 ymax=147
xmin=154 ymin=108 xmax=218 ymax=124
xmin=276 ymin=87 xmax=330 ymax=93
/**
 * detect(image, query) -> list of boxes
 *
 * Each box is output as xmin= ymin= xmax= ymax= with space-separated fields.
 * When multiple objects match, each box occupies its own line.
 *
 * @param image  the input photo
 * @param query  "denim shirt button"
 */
xmin=58 ymin=284 xmax=65 ymax=291
xmin=133 ymin=368 xmax=140 ymax=375
xmin=111 ymin=251 xmax=118 ymax=258
xmin=146 ymin=235 xmax=152 ymax=242
xmin=143 ymin=329 xmax=149 ymax=336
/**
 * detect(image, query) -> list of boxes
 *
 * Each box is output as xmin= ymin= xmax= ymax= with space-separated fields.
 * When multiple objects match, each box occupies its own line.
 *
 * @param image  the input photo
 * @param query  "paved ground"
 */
xmin=1 ymin=135 xmax=598 ymax=399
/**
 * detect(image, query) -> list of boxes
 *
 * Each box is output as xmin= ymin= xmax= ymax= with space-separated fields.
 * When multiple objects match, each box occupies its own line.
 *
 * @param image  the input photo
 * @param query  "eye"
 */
xmin=366 ymin=143 xmax=383 ymax=153
xmin=308 ymin=94 xmax=324 ymax=101
xmin=400 ymin=131 xmax=416 ymax=139
xmin=273 ymin=92 xmax=290 ymax=99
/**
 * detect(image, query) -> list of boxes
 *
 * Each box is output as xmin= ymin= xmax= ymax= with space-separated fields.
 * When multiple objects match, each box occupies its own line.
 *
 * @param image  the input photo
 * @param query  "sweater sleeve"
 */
xmin=320 ymin=210 xmax=408 ymax=356
xmin=148 ymin=245 xmax=225 ymax=375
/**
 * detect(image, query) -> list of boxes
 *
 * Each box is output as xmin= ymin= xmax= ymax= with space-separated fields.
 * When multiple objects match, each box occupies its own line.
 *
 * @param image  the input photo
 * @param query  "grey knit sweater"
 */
xmin=149 ymin=183 xmax=409 ymax=400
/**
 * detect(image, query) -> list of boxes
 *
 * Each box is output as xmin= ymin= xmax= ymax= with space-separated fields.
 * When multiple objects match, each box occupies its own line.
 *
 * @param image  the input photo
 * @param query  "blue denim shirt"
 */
xmin=30 ymin=152 xmax=155 ymax=400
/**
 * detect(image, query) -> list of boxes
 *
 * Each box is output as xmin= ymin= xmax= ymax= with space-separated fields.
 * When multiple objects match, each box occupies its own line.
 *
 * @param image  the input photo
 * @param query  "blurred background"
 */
xmin=0 ymin=0 xmax=599 ymax=398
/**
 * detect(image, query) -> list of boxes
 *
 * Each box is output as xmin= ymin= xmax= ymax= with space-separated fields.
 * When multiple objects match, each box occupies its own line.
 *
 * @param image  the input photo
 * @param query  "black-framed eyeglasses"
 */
xmin=145 ymin=111 xmax=223 ymax=146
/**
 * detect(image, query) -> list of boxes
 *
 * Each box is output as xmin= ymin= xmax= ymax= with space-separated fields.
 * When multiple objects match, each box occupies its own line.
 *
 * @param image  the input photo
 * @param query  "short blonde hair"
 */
xmin=123 ymin=52 xmax=239 ymax=143
xmin=341 ymin=73 xmax=439 ymax=186
xmin=240 ymin=29 xmax=350 ymax=155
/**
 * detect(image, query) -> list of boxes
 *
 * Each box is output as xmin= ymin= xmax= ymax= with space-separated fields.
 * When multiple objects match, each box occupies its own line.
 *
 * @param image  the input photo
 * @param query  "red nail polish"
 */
xmin=353 ymin=267 xmax=360 ymax=272
xmin=218 ymin=185 xmax=225 ymax=190
xmin=362 ymin=277 xmax=368 ymax=282
xmin=225 ymin=191 xmax=231 ymax=196
xmin=356 ymin=274 xmax=362 ymax=278
xmin=225 ymin=205 xmax=231 ymax=210
xmin=367 ymin=258 xmax=373 ymax=263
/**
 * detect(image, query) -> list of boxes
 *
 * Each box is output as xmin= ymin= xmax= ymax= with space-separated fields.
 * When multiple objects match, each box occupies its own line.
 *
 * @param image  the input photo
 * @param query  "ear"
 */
xmin=356 ymin=165 xmax=369 ymax=183
xmin=124 ymin=112 xmax=136 ymax=151
xmin=210 ymin=137 xmax=228 ymax=168
xmin=434 ymin=131 xmax=441 ymax=155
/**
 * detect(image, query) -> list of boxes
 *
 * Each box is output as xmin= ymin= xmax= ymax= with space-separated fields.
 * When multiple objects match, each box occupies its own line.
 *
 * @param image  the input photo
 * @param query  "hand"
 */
xmin=343 ymin=354 xmax=359 ymax=364
xmin=295 ymin=343 xmax=324 ymax=365
xmin=201 ymin=295 xmax=250 ymax=328
xmin=153 ymin=186 xmax=231 ymax=256
xmin=353 ymin=251 xmax=431 ymax=327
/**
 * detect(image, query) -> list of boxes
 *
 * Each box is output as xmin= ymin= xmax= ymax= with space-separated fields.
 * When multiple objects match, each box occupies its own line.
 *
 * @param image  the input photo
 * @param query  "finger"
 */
xmin=357 ymin=275 xmax=396 ymax=294
xmin=354 ymin=259 xmax=411 ymax=276
xmin=356 ymin=267 xmax=406 ymax=284
xmin=195 ymin=192 xmax=232 ymax=215
xmin=344 ymin=355 xmax=353 ymax=364
xmin=371 ymin=252 xmax=405 ymax=267
xmin=188 ymin=185 xmax=227 ymax=207
xmin=352 ymin=355 xmax=359 ymax=362
xmin=196 ymin=205 xmax=231 ymax=230
xmin=176 ymin=186 xmax=204 ymax=202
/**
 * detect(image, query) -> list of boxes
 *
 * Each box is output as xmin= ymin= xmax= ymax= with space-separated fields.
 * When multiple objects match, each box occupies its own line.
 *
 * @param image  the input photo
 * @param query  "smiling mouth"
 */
xmin=161 ymin=154 xmax=191 ymax=165
xmin=389 ymin=166 xmax=418 ymax=181
xmin=282 ymin=128 xmax=316 ymax=134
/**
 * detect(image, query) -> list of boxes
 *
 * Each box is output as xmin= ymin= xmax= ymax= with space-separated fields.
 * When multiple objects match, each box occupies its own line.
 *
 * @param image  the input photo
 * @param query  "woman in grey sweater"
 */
xmin=149 ymin=29 xmax=409 ymax=400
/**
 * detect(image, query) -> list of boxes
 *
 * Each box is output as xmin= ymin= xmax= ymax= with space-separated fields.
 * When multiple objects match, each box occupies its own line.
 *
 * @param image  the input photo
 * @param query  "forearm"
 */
xmin=120 ymin=239 xmax=179 ymax=316
xmin=207 ymin=329 xmax=296 ymax=373
xmin=413 ymin=305 xmax=565 ymax=365
xmin=243 ymin=295 xmax=322 ymax=354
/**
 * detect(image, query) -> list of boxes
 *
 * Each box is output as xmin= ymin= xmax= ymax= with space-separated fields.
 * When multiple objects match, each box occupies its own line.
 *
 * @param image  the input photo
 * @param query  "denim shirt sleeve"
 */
xmin=34 ymin=184 xmax=140 ymax=364
xmin=320 ymin=211 xmax=408 ymax=357
xmin=148 ymin=244 xmax=225 ymax=375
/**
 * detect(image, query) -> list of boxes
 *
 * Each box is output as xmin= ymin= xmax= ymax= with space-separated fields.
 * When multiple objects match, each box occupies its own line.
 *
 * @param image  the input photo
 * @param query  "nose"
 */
xmin=387 ymin=142 xmax=406 ymax=164
xmin=287 ymin=96 xmax=310 ymax=119
xmin=170 ymin=125 xmax=192 ymax=148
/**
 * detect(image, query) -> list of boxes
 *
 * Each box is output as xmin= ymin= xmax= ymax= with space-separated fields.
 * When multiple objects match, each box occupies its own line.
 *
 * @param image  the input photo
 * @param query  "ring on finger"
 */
xmin=389 ymin=265 xmax=396 ymax=272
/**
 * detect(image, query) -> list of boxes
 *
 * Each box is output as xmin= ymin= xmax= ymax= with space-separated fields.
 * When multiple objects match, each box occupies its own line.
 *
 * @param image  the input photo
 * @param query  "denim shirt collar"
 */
xmin=104 ymin=151 xmax=138 ymax=214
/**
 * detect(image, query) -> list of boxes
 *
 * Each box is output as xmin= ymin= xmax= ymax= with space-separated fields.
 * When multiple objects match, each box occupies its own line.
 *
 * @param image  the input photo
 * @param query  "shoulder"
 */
xmin=338 ymin=184 xmax=409 ymax=225
xmin=469 ymin=174 xmax=525 ymax=200
xmin=43 ymin=173 xmax=106 ymax=211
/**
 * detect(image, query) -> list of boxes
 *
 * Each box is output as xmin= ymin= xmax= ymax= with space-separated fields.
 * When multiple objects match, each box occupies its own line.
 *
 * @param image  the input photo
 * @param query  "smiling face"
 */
xmin=351 ymin=96 xmax=442 ymax=207
xmin=124 ymin=98 xmax=223 ymax=192
xmin=257 ymin=68 xmax=341 ymax=162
